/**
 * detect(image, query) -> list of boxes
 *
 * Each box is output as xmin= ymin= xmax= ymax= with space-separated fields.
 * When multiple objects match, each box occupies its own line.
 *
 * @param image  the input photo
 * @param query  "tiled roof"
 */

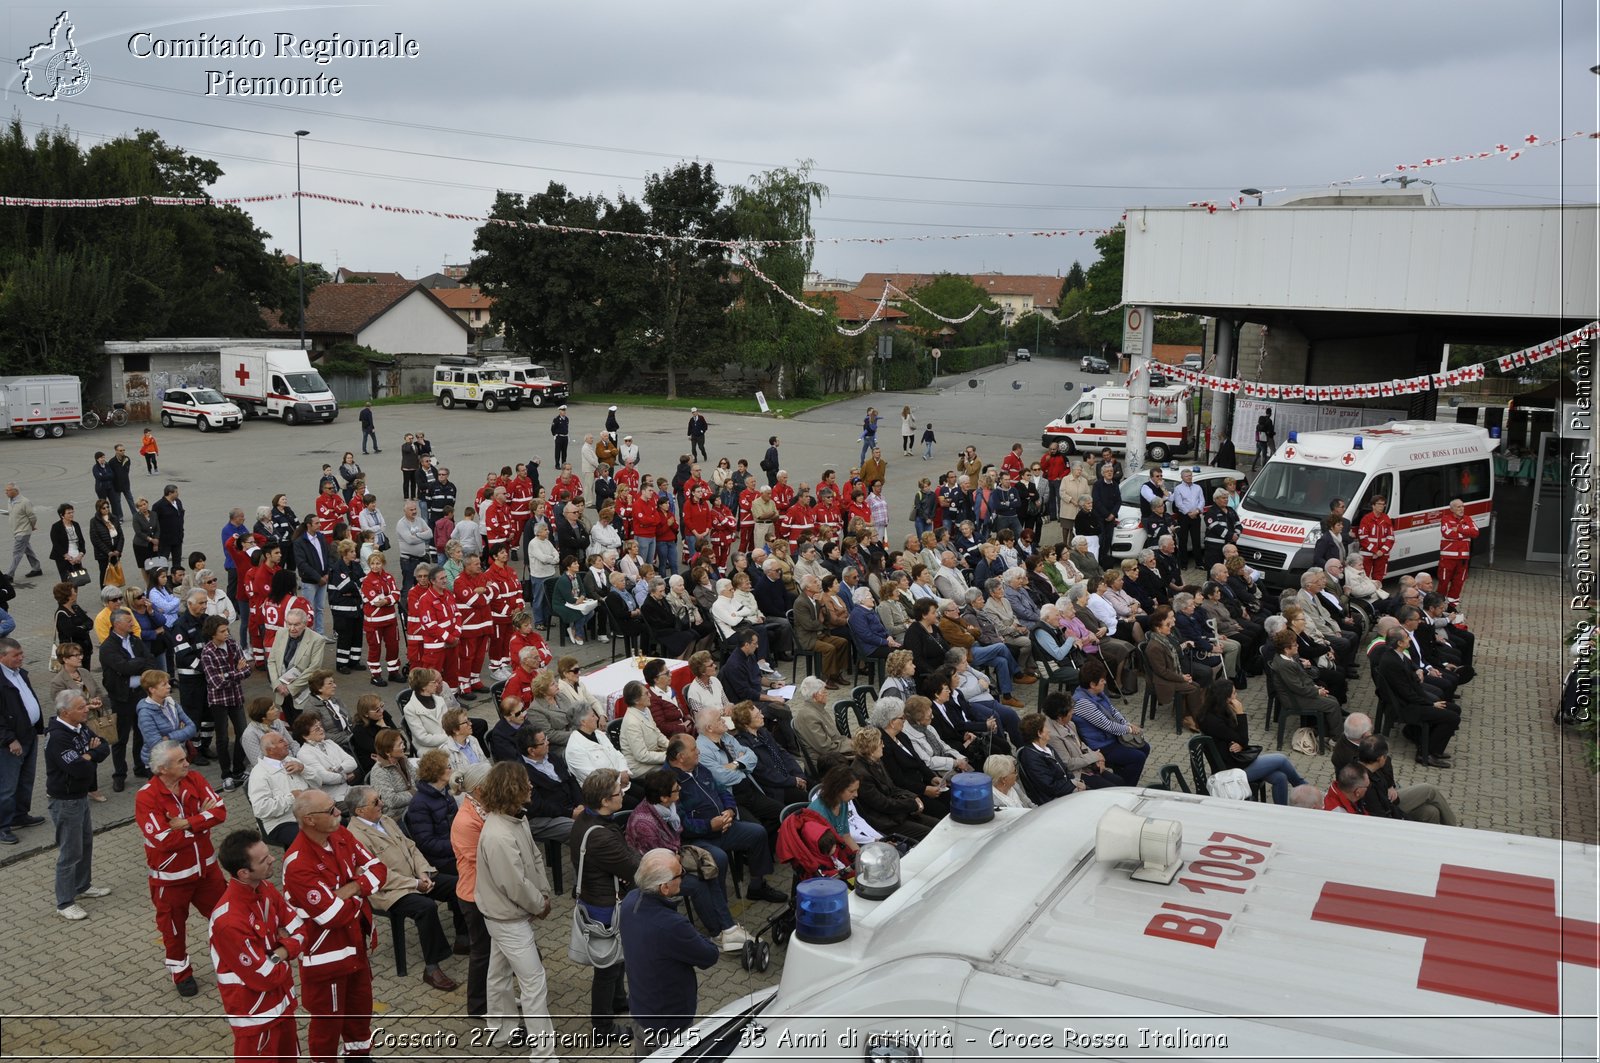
xmin=262 ymin=283 xmax=467 ymax=337
xmin=335 ymin=268 xmax=408 ymax=285
xmin=429 ymin=286 xmax=495 ymax=311
xmin=808 ymin=290 xmax=909 ymax=323
xmin=851 ymin=272 xmax=1067 ymax=310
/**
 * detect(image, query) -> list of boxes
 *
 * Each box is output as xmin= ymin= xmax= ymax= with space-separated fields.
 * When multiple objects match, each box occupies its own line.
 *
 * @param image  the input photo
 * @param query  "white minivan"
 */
xmin=1042 ymin=384 xmax=1193 ymax=461
xmin=653 ymin=789 xmax=1595 ymax=1062
xmin=1235 ymin=419 xmax=1496 ymax=587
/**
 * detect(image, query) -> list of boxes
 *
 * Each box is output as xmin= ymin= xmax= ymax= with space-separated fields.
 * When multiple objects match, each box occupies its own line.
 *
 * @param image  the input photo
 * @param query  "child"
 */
xmin=921 ymin=421 xmax=936 ymax=460
xmin=139 ymin=429 xmax=159 ymax=473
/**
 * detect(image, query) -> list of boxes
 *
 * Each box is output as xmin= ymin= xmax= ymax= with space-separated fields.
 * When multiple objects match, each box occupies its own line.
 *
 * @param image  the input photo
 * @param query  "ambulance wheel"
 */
xmin=1147 ymin=442 xmax=1171 ymax=462
xmin=197 ymin=417 xmax=212 ymax=433
xmin=531 ymin=392 xmax=545 ymax=407
xmin=282 ymin=408 xmax=298 ymax=426
xmin=49 ymin=424 xmax=65 ymax=438
xmin=30 ymin=426 xmax=45 ymax=440
xmin=440 ymin=393 xmax=456 ymax=410
xmin=755 ymin=941 xmax=771 ymax=971
xmin=740 ymin=941 xmax=756 ymax=970
xmin=483 ymin=395 xmax=500 ymax=413
xmin=161 ymin=412 xmax=174 ymax=428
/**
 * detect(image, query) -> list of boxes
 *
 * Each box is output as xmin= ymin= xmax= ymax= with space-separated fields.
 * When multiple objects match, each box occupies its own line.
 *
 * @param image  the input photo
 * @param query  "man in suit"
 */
xmin=151 ymin=484 xmax=185 ymax=567
xmin=555 ymin=503 xmax=588 ymax=562
xmin=292 ymin=517 xmax=333 ymax=636
xmin=266 ymin=608 xmax=327 ymax=718
xmin=1372 ymin=629 xmax=1460 ymax=767
xmin=515 ymin=725 xmax=581 ymax=842
xmin=0 ymin=637 xmax=47 ymax=843
xmin=101 ymin=607 xmax=156 ymax=790
xmin=109 ymin=444 xmax=137 ymax=522
xmin=792 ymin=575 xmax=848 ymax=688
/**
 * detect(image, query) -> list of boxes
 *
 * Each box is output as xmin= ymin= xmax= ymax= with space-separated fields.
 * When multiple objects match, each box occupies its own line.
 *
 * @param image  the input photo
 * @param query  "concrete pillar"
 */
xmin=1124 ymin=306 xmax=1152 ymax=465
xmin=1209 ymin=317 xmax=1236 ymax=462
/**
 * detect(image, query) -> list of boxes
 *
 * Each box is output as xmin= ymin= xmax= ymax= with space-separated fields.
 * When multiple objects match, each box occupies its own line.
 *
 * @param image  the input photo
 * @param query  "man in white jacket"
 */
xmin=246 ymin=732 xmax=307 ymax=847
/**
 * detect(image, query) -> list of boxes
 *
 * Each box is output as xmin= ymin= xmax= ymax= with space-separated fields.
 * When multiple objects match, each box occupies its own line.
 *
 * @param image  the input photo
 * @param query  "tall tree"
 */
xmin=1055 ymin=227 xmax=1126 ymax=350
xmin=1061 ymin=260 xmax=1087 ymax=297
xmin=902 ymin=274 xmax=1002 ymax=347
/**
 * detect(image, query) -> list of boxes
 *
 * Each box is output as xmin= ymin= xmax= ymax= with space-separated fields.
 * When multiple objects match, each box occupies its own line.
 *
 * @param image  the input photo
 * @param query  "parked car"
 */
xmin=432 ymin=358 xmax=522 ymax=412
xmin=159 ymin=387 xmax=243 ymax=432
xmin=1080 ymin=354 xmax=1110 ymax=374
xmin=1183 ymin=352 xmax=1205 ymax=370
xmin=1108 ymin=464 xmax=1244 ymax=560
xmin=1015 ymin=348 xmax=1032 ymax=362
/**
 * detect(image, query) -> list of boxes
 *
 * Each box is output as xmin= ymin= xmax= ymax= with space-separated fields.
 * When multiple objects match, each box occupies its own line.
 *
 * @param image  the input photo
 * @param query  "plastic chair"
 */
xmin=831 ymin=701 xmax=855 ymax=738
xmin=1188 ymin=734 xmax=1267 ymax=802
xmin=1031 ymin=629 xmax=1080 ymax=711
xmin=1265 ymin=658 xmax=1330 ymax=753
xmin=387 ymin=908 xmax=413 ymax=976
xmin=850 ymin=686 xmax=875 ymax=729
xmin=1158 ymin=763 xmax=1191 ymax=792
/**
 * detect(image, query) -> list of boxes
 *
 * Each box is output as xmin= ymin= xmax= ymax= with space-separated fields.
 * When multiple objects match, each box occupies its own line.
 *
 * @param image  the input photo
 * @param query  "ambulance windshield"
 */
xmin=1243 ymin=462 xmax=1363 ymax=520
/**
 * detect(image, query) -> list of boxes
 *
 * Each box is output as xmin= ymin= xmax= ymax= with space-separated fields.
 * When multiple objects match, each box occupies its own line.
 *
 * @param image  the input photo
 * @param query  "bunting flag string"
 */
xmin=1143 ymin=321 xmax=1595 ymax=403
xmin=885 ymin=283 xmax=1003 ymax=324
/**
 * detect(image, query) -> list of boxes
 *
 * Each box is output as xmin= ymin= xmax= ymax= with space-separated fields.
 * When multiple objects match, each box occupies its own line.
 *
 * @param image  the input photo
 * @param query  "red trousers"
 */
xmin=364 ymin=622 xmax=400 ymax=677
xmin=1365 ymin=553 xmax=1389 ymax=583
xmin=1438 ymin=556 xmax=1469 ymax=601
xmin=249 ymin=624 xmax=269 ymax=666
xmin=150 ymin=866 xmax=226 ymax=983
xmin=302 ymin=963 xmax=374 ymax=1062
xmin=414 ymin=646 xmax=448 ymax=680
xmin=487 ymin=622 xmax=512 ymax=669
xmin=456 ymin=631 xmax=489 ymax=690
xmin=232 ymin=1014 xmax=300 ymax=1063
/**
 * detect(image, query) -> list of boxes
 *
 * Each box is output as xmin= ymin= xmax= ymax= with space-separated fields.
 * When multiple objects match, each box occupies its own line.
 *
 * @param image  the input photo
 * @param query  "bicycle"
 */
xmin=80 ymin=403 xmax=128 ymax=431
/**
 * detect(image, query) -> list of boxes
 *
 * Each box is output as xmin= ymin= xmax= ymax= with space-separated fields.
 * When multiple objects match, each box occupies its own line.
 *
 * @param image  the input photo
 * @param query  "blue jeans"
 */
xmin=0 ymin=736 xmax=37 ymax=828
xmin=1246 ymin=752 xmax=1308 ymax=805
xmin=655 ymin=541 xmax=679 ymax=577
xmin=679 ymin=847 xmax=734 ymax=935
xmin=362 ymin=427 xmax=379 ymax=454
xmin=635 ymin=537 xmax=657 ymax=566
xmin=922 ymin=440 xmax=934 ymax=459
xmin=527 ymin=576 xmax=551 ymax=626
xmin=913 ymin=517 xmax=931 ymax=538
xmin=302 ymin=581 xmax=328 ymax=635
xmin=969 ymin=641 xmax=1016 ymax=695
xmin=859 ymin=435 xmax=876 ymax=466
xmin=695 ymin=819 xmax=773 ymax=883
xmin=49 ymin=796 xmax=93 ymax=908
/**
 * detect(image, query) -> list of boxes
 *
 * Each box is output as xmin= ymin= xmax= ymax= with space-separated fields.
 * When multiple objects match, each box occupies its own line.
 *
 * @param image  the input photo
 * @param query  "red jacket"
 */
xmin=1323 ymin=783 xmax=1368 ymax=814
xmin=486 ymin=563 xmax=523 ymax=625
xmin=483 ymin=500 xmax=515 ymax=547
xmin=653 ymin=507 xmax=677 ymax=544
xmin=508 ymin=630 xmax=551 ymax=673
xmin=1041 ymin=451 xmax=1067 ymax=481
xmin=360 ymin=570 xmax=399 ymax=626
xmin=455 ymin=570 xmax=494 ymax=634
xmin=507 ymin=477 xmax=534 ymax=521
xmin=784 ymin=502 xmax=814 ymax=542
xmin=1439 ymin=511 xmax=1477 ymax=560
xmin=771 ymin=482 xmax=796 ymax=510
xmin=1357 ymin=511 xmax=1394 ymax=558
xmin=1001 ymin=451 xmax=1025 ymax=479
xmin=682 ymin=499 xmax=714 ymax=538
xmin=208 ymin=878 xmax=305 ymax=1027
xmin=632 ymin=503 xmax=659 ymax=539
xmin=415 ymin=586 xmax=460 ymax=650
xmin=614 ymin=467 xmax=641 ymax=492
xmin=243 ymin=562 xmax=277 ymax=613
xmin=281 ymin=827 xmax=387 ymax=980
xmin=136 ymin=771 xmax=227 ymax=882
xmin=315 ymin=493 xmax=347 ymax=527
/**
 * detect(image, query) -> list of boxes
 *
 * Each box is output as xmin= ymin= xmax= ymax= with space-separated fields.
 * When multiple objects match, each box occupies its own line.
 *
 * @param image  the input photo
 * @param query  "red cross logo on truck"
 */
xmin=1312 ymin=864 xmax=1600 ymax=1014
xmin=233 ymin=363 xmax=250 ymax=388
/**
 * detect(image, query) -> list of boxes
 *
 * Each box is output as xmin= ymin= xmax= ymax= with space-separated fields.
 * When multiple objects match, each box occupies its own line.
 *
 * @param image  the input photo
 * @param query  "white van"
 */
xmin=217 ymin=346 xmax=338 ymax=424
xmin=1235 ymin=420 xmax=1496 ymax=587
xmin=1042 ymin=384 xmax=1192 ymax=462
xmin=658 ymin=790 xmax=1596 ymax=1062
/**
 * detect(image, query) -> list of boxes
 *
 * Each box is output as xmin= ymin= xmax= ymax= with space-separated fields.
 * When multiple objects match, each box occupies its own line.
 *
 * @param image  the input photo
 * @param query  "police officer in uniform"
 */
xmin=687 ymin=408 xmax=709 ymax=463
xmin=551 ymin=406 xmax=570 ymax=467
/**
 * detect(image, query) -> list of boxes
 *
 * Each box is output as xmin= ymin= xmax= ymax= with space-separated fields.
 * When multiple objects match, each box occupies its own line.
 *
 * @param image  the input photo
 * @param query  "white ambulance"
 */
xmin=658 ymin=790 xmax=1596 ymax=1062
xmin=1042 ymin=384 xmax=1193 ymax=462
xmin=1234 ymin=420 xmax=1496 ymax=588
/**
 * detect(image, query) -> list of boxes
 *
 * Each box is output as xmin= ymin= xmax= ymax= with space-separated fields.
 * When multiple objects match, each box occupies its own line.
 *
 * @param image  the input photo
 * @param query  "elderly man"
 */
xmin=517 ymin=725 xmax=583 ymax=843
xmin=793 ymin=575 xmax=849 ymax=688
xmin=790 ymin=675 xmax=853 ymax=765
xmin=394 ymin=499 xmax=432 ymax=599
xmin=1296 ymin=570 xmax=1357 ymax=674
xmin=1323 ymin=762 xmax=1371 ymax=814
xmin=1090 ymin=464 xmax=1122 ymax=568
xmin=1436 ymin=498 xmax=1478 ymax=605
xmin=267 ymin=607 xmax=327 ymax=712
xmin=933 ymin=552 xmax=968 ymax=603
xmin=620 ymin=848 xmax=721 ymax=1052
xmin=347 ymin=785 xmax=463 ymax=991
xmin=137 ymin=740 xmax=227 ymax=995
xmin=1001 ymin=567 xmax=1043 ymax=632
xmin=283 ymin=789 xmax=387 ymax=1062
xmin=46 ymin=690 xmax=112 ymax=920
xmin=0 ymin=637 xmax=46 ymax=845
xmin=1171 ymin=468 xmax=1206 ymax=568
xmin=4 ymin=481 xmax=42 ymax=579
xmin=247 ymin=732 xmax=308 ymax=848
xmin=1372 ymin=628 xmax=1460 ymax=767
xmin=1202 ymin=488 xmax=1240 ymax=568
xmin=667 ymin=734 xmax=785 ymax=903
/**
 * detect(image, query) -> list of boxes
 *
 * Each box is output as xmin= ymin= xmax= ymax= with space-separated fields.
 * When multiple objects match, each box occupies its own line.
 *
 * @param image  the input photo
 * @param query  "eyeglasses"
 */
xmin=204 ymin=577 xmax=218 ymax=583
xmin=306 ymin=806 xmax=339 ymax=818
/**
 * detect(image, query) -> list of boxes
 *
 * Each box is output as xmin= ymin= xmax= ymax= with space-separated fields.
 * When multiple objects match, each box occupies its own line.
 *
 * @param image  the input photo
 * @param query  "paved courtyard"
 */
xmin=0 ymin=358 xmax=1589 ymax=1060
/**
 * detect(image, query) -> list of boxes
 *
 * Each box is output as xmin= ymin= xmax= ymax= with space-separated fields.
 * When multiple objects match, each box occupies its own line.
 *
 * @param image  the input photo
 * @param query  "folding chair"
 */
xmin=1187 ymin=734 xmax=1266 ymax=801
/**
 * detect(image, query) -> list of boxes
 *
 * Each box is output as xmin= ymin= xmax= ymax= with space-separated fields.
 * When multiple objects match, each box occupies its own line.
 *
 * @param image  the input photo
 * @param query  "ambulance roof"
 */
xmin=1285 ymin=419 xmax=1497 ymax=467
xmin=768 ymin=790 xmax=1595 ymax=1060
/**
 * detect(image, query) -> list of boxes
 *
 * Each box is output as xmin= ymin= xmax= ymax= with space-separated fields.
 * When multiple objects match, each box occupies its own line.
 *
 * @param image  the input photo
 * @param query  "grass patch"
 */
xmin=565 ymin=392 xmax=852 ymax=418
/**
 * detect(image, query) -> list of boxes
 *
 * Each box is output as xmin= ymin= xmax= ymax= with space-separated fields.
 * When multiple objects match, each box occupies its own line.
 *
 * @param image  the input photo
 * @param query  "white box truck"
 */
xmin=217 ymin=346 xmax=338 ymax=424
xmin=655 ymin=789 xmax=1597 ymax=1062
xmin=0 ymin=375 xmax=83 ymax=438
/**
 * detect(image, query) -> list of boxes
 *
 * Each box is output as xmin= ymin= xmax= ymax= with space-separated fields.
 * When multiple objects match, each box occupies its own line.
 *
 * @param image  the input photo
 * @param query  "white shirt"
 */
xmin=684 ymin=676 xmax=728 ymax=717
xmin=526 ymin=535 xmax=560 ymax=579
xmin=1173 ymin=482 xmax=1205 ymax=516
xmin=1087 ymin=593 xmax=1119 ymax=631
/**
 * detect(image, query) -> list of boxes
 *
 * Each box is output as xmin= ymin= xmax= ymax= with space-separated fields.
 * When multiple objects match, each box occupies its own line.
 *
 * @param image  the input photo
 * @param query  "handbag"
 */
xmin=566 ymin=826 xmax=623 ymax=968
xmin=1291 ymin=727 xmax=1320 ymax=756
xmin=65 ymin=565 xmax=91 ymax=588
xmin=87 ymin=708 xmax=119 ymax=744
xmin=678 ymin=843 xmax=720 ymax=880
xmin=1117 ymin=731 xmax=1149 ymax=750
xmin=1233 ymin=744 xmax=1262 ymax=766
xmin=103 ymin=561 xmax=125 ymax=587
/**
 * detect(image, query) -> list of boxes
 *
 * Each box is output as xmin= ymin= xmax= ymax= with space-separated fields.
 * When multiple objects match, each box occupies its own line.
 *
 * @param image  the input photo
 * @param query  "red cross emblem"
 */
xmin=233 ymin=362 xmax=251 ymax=387
xmin=1312 ymin=864 xmax=1600 ymax=1014
xmin=1341 ymin=452 xmax=1355 ymax=465
xmin=1282 ymin=447 xmax=1295 ymax=459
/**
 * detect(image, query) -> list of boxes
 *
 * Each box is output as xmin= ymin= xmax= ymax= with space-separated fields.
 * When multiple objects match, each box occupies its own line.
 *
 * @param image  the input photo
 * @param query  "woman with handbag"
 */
xmin=47 ymin=642 xmax=111 ymax=802
xmin=53 ymin=583 xmax=94 ymax=658
xmin=624 ymin=768 xmax=750 ymax=951
xmin=48 ymin=504 xmax=89 ymax=584
xmin=567 ymin=768 xmax=638 ymax=1047
xmin=88 ymin=500 xmax=124 ymax=586
xmin=130 ymin=498 xmax=159 ymax=572
xmin=1194 ymin=679 xmax=1307 ymax=805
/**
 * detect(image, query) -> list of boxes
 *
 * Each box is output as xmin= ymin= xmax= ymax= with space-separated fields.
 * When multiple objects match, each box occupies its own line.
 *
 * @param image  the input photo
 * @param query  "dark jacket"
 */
xmin=719 ymin=647 xmax=766 ymax=705
xmin=850 ymin=754 xmax=920 ymax=834
xmin=618 ymin=887 xmax=720 ymax=1033
xmin=732 ymin=727 xmax=802 ymax=792
xmin=671 ymin=763 xmax=736 ymax=839
xmin=45 ymin=716 xmax=108 ymax=799
xmin=486 ymin=718 xmax=521 ymax=764
xmin=1090 ymin=479 xmax=1122 ymax=528
xmin=109 ymin=455 xmax=133 ymax=492
xmin=1018 ymin=743 xmax=1075 ymax=803
xmin=403 ymin=780 xmax=458 ymax=873
xmin=879 ymin=727 xmax=937 ymax=796
xmin=100 ymin=630 xmax=155 ymax=708
xmin=48 ymin=520 xmax=85 ymax=565
xmin=568 ymin=811 xmax=639 ymax=908
xmin=1311 ymin=532 xmax=1343 ymax=570
xmin=0 ymin=666 xmax=44 ymax=747
xmin=1196 ymin=708 xmax=1255 ymax=770
xmin=1356 ymin=757 xmax=1406 ymax=819
xmin=89 ymin=517 xmax=123 ymax=563
xmin=902 ymin=621 xmax=949 ymax=676
xmin=293 ymin=532 xmax=333 ymax=586
xmin=522 ymin=753 xmax=581 ymax=819
xmin=92 ymin=461 xmax=116 ymax=500
xmin=152 ymin=496 xmax=185 ymax=546
xmin=751 ymin=571 xmax=791 ymax=619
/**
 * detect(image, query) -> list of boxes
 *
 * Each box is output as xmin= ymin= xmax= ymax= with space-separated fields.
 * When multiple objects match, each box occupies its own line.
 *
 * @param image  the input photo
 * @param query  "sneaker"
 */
xmin=57 ymin=904 xmax=88 ymax=921
xmin=220 ymin=777 xmax=240 ymax=792
xmin=571 ymin=637 xmax=586 ymax=647
xmin=593 ymin=634 xmax=610 ymax=642
xmin=78 ymin=886 xmax=112 ymax=899
xmin=13 ymin=814 xmax=45 ymax=828
xmin=175 ymin=975 xmax=199 ymax=998
xmin=716 ymin=926 xmax=751 ymax=952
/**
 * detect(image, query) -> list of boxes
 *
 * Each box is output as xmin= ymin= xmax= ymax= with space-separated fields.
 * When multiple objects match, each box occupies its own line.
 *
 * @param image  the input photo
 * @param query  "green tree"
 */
xmin=1155 ymin=314 xmax=1204 ymax=345
xmin=1055 ymin=227 xmax=1125 ymax=350
xmin=728 ymin=162 xmax=828 ymax=397
xmin=902 ymin=274 xmax=1002 ymax=346
xmin=1061 ymin=260 xmax=1087 ymax=297
xmin=0 ymin=245 xmax=117 ymax=374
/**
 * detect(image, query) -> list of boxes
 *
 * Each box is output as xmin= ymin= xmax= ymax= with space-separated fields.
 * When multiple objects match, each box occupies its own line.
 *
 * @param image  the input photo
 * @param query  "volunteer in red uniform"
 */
xmin=1436 ymin=498 xmax=1478 ymax=605
xmin=243 ymin=543 xmax=281 ymax=667
xmin=813 ymin=492 xmax=840 ymax=540
xmin=709 ymin=499 xmax=738 ymax=570
xmin=1001 ymin=443 xmax=1026 ymax=481
xmin=282 ymin=791 xmax=387 ymax=1062
xmin=771 ymin=472 xmax=796 ymax=511
xmin=209 ymin=829 xmax=306 ymax=1063
xmin=1356 ymin=495 xmax=1395 ymax=584
xmin=507 ymin=466 xmax=534 ymax=551
xmin=137 ymin=740 xmax=228 ymax=996
xmin=613 ymin=485 xmax=636 ymax=541
xmin=681 ymin=487 xmax=714 ymax=562
xmin=737 ymin=483 xmax=759 ymax=552
xmin=314 ymin=484 xmax=347 ymax=531
xmin=360 ymin=552 xmax=402 ymax=686
xmin=482 ymin=486 xmax=515 ymax=559
xmin=506 ymin=611 xmax=552 ymax=677
xmin=404 ymin=562 xmax=433 ymax=676
xmin=784 ymin=491 xmax=815 ymax=547
xmin=484 ymin=544 xmax=524 ymax=673
xmin=632 ymin=487 xmax=660 ymax=562
xmin=413 ymin=568 xmax=460 ymax=690
xmin=453 ymin=554 xmax=493 ymax=694
xmin=614 ymin=459 xmax=641 ymax=494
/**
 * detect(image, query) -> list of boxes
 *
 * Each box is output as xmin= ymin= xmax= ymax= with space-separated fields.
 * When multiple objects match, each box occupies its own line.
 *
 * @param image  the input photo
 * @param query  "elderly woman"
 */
xmin=730 ymin=701 xmax=808 ymax=805
xmin=1144 ymin=605 xmax=1208 ymax=728
xmin=1041 ymin=690 xmax=1123 ymax=789
xmin=1017 ymin=712 xmax=1080 ymax=803
xmin=901 ymin=694 xmax=971 ymax=777
xmin=874 ymin=575 xmax=911 ymax=640
xmin=368 ymin=727 xmax=419 ymax=818
xmin=240 ymin=695 xmax=298 ymax=769
xmin=665 ymin=574 xmax=715 ymax=645
xmin=624 ymin=768 xmax=750 ymax=951
xmin=870 ymin=696 xmax=950 ymax=818
xmin=984 ymin=753 xmax=1031 ymax=809
xmin=565 ymin=698 xmax=631 ymax=792
xmin=682 ymin=650 xmax=730 ymax=719
xmin=1282 ymin=604 xmax=1348 ymax=705
xmin=877 ymin=648 xmax=918 ymax=702
xmin=441 ymin=707 xmax=488 ymax=785
xmin=643 ymin=658 xmax=694 ymax=739
xmin=1197 ymin=580 xmax=1262 ymax=672
xmin=1096 ymin=570 xmax=1145 ymax=644
xmin=639 ymin=577 xmax=694 ymax=658
xmin=1173 ymin=591 xmax=1241 ymax=684
xmin=850 ymin=726 xmax=938 ymax=843
xmin=1267 ymin=626 xmax=1343 ymax=748
xmin=847 ymin=586 xmax=897 ymax=660
xmin=300 ymin=670 xmax=356 ymax=754
xmin=618 ymin=680 xmax=669 ymax=777
xmin=1070 ymin=658 xmax=1146 ymax=786
xmin=291 ymin=712 xmax=357 ymax=803
xmin=521 ymin=673 xmax=570 ymax=751
xmin=1062 ymin=582 xmax=1134 ymax=688
xmin=403 ymin=667 xmax=452 ymax=752
xmin=1343 ymin=552 xmax=1387 ymax=605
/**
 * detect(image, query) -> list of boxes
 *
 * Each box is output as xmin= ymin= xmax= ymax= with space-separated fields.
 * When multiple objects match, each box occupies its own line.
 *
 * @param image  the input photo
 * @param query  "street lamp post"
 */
xmin=294 ymin=130 xmax=310 ymax=351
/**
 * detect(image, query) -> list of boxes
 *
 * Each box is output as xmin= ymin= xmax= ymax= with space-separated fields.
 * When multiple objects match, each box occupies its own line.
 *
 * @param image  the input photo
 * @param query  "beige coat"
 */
xmin=349 ymin=814 xmax=434 ymax=911
xmin=474 ymin=811 xmax=552 ymax=922
xmin=1058 ymin=473 xmax=1090 ymax=521
xmin=619 ymin=705 xmax=668 ymax=776
xmin=266 ymin=630 xmax=327 ymax=703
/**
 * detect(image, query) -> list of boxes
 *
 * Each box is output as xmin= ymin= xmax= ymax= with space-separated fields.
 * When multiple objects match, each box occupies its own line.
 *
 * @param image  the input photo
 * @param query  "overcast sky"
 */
xmin=6 ymin=0 xmax=1597 ymax=286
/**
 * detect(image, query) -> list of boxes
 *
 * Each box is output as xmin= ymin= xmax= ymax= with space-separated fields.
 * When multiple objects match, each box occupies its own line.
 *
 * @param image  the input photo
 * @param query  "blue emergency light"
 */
xmin=1489 ymin=426 xmax=1501 ymax=439
xmin=1288 ymin=430 xmax=1299 ymax=443
xmin=794 ymin=877 xmax=851 ymax=943
xmin=949 ymin=772 xmax=994 ymax=824
xmin=1353 ymin=435 xmax=1363 ymax=450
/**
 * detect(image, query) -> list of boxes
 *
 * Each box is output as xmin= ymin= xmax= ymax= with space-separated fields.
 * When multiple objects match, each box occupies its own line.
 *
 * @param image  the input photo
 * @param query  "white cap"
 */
xmin=691 ymin=407 xmax=698 ymax=413
xmin=624 ymin=435 xmax=633 ymax=440
xmin=559 ymin=404 xmax=567 ymax=410
xmin=608 ymin=405 xmax=618 ymax=411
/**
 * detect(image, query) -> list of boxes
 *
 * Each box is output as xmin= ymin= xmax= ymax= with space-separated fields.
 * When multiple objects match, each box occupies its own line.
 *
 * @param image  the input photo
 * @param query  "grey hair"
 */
xmin=1213 ymin=488 xmax=1229 ymax=501
xmin=1157 ymin=536 xmax=1174 ymax=548
xmin=841 ymin=566 xmax=859 ymax=581
xmin=942 ymin=646 xmax=968 ymax=667
xmin=1039 ymin=603 xmax=1060 ymax=625
xmin=1288 ymin=784 xmax=1323 ymax=809
xmin=964 ymin=587 xmax=984 ymax=605
xmin=636 ymin=848 xmax=682 ymax=893
xmin=798 ymin=675 xmax=828 ymax=701
xmin=715 ymin=578 xmax=733 ymax=594
xmin=868 ymin=696 xmax=906 ymax=729
xmin=1067 ymin=581 xmax=1089 ymax=605
xmin=1262 ymin=615 xmax=1287 ymax=635
xmin=647 ymin=576 xmax=666 ymax=593
xmin=1070 ymin=536 xmax=1087 ymax=550
xmin=983 ymin=577 xmax=1002 ymax=596
xmin=518 ymin=646 xmax=541 ymax=669
xmin=694 ymin=707 xmax=724 ymax=733
xmin=1300 ymin=569 xmax=1322 ymax=589
xmin=186 ymin=589 xmax=209 ymax=606
xmin=1343 ymin=713 xmax=1373 ymax=742
xmin=194 ymin=568 xmax=219 ymax=586
xmin=255 ymin=505 xmax=271 ymax=521
xmin=348 ymin=785 xmax=378 ymax=813
xmin=1003 ymin=566 xmax=1026 ymax=583
xmin=668 ymin=573 xmax=686 ymax=591
xmin=1345 ymin=552 xmax=1366 ymax=567
xmin=284 ymin=608 xmax=308 ymax=625
xmin=983 ymin=754 xmax=1018 ymax=785
xmin=798 ymin=574 xmax=820 ymax=592
xmin=1171 ymin=592 xmax=1195 ymax=612
xmin=851 ymin=586 xmax=874 ymax=606
xmin=100 ymin=584 xmax=125 ymax=602
xmin=1138 ymin=549 xmax=1155 ymax=563
xmin=149 ymin=739 xmax=187 ymax=772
